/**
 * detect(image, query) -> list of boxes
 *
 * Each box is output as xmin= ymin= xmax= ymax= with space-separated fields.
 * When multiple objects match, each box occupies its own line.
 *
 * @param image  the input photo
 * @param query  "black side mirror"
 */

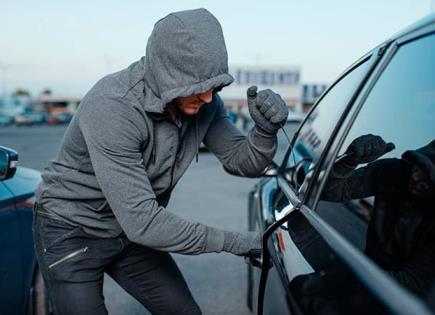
xmin=0 ymin=146 xmax=18 ymax=181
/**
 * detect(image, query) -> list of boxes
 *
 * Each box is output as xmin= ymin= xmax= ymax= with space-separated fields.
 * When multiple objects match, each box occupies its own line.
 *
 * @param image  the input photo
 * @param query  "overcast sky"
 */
xmin=1 ymin=0 xmax=433 ymax=97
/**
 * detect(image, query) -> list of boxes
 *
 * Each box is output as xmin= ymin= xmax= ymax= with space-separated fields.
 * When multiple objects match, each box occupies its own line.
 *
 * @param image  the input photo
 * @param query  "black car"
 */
xmin=0 ymin=146 xmax=49 ymax=315
xmin=247 ymin=13 xmax=435 ymax=315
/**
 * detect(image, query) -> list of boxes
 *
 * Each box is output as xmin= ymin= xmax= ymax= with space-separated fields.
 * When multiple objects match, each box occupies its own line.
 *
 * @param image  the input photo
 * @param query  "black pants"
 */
xmin=32 ymin=205 xmax=201 ymax=315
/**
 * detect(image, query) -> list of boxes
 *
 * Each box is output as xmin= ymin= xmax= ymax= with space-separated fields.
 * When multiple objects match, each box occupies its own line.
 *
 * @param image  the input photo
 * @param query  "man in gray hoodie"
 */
xmin=33 ymin=8 xmax=288 ymax=315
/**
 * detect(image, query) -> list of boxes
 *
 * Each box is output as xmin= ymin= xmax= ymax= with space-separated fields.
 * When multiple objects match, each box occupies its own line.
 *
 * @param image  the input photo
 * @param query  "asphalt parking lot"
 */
xmin=0 ymin=122 xmax=297 ymax=315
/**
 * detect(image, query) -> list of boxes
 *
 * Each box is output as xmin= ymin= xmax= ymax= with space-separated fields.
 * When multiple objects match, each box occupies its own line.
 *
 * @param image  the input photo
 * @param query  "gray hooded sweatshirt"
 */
xmin=35 ymin=8 xmax=277 ymax=255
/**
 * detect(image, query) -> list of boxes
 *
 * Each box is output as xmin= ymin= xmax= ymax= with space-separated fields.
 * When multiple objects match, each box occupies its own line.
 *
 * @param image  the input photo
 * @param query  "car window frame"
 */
xmin=300 ymin=25 xmax=435 ymax=315
xmin=279 ymin=47 xmax=383 ymax=200
xmin=273 ymin=43 xmax=389 ymax=227
xmin=278 ymin=54 xmax=368 ymax=173
xmin=278 ymin=49 xmax=385 ymax=179
xmin=303 ymin=39 xmax=394 ymax=209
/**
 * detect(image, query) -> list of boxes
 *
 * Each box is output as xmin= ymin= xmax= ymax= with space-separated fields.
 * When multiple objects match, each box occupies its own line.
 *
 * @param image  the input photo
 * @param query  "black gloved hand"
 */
xmin=344 ymin=134 xmax=395 ymax=166
xmin=247 ymin=86 xmax=288 ymax=134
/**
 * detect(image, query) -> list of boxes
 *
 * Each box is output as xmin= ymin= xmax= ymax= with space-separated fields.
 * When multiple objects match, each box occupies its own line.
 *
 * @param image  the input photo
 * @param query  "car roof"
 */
xmin=390 ymin=12 xmax=435 ymax=41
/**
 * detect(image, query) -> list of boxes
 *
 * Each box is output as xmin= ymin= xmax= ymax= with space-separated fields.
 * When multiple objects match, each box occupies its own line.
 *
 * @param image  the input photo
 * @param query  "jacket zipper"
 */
xmin=48 ymin=246 xmax=88 ymax=269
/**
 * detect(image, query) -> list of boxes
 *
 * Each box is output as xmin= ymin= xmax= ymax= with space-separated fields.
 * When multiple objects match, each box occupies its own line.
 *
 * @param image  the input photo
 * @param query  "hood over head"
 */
xmin=402 ymin=139 xmax=435 ymax=184
xmin=143 ymin=8 xmax=234 ymax=113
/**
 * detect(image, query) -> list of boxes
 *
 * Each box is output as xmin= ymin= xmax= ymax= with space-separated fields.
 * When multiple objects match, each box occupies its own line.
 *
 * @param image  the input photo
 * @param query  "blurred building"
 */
xmin=220 ymin=66 xmax=302 ymax=113
xmin=302 ymin=83 xmax=328 ymax=112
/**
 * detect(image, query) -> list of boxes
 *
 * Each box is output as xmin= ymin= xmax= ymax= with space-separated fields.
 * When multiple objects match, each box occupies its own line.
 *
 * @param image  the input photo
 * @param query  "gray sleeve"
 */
xmin=203 ymin=95 xmax=277 ymax=177
xmin=78 ymin=96 xmax=226 ymax=255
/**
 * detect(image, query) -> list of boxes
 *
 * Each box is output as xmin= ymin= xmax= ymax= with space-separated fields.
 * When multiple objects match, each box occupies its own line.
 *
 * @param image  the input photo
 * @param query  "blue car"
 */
xmin=0 ymin=146 xmax=49 ymax=315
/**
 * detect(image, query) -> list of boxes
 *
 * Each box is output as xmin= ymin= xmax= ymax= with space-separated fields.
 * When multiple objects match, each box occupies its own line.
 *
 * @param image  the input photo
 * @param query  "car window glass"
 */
xmin=315 ymin=33 xmax=435 ymax=303
xmin=283 ymin=60 xmax=370 ymax=196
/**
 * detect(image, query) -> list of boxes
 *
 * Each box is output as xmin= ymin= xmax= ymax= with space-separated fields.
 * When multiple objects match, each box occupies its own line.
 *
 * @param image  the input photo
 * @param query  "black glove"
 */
xmin=247 ymin=86 xmax=288 ymax=134
xmin=344 ymin=134 xmax=395 ymax=166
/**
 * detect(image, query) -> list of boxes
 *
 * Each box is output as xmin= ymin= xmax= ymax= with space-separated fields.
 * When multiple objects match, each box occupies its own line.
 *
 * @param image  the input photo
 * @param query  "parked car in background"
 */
xmin=46 ymin=112 xmax=73 ymax=125
xmin=0 ymin=114 xmax=13 ymax=126
xmin=0 ymin=146 xmax=49 ymax=315
xmin=13 ymin=114 xmax=34 ymax=126
xmin=14 ymin=109 xmax=47 ymax=126
xmin=247 ymin=13 xmax=435 ymax=315
xmin=0 ymin=98 xmax=24 ymax=126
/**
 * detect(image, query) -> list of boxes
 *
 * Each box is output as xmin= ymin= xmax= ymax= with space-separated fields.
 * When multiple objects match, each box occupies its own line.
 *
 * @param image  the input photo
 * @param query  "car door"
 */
xmin=254 ymin=48 xmax=381 ymax=314
xmin=3 ymin=167 xmax=41 ymax=314
xmin=258 ymin=21 xmax=435 ymax=315
xmin=0 ymin=182 xmax=26 ymax=314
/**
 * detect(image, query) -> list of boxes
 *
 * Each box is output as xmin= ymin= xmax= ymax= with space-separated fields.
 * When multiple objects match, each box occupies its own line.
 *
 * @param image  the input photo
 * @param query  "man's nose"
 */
xmin=198 ymin=90 xmax=213 ymax=103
